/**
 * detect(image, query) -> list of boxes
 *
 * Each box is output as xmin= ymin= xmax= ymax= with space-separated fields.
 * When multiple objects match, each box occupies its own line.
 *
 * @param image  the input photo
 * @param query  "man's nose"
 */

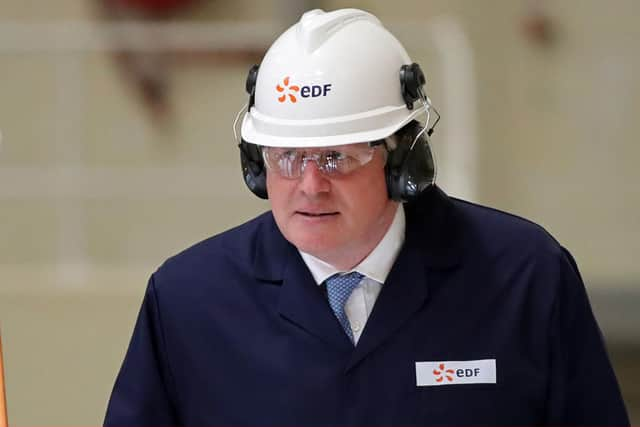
xmin=298 ymin=160 xmax=331 ymax=195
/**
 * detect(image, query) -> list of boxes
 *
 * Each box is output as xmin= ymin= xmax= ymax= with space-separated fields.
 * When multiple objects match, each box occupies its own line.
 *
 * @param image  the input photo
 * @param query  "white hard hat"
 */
xmin=240 ymin=8 xmax=427 ymax=148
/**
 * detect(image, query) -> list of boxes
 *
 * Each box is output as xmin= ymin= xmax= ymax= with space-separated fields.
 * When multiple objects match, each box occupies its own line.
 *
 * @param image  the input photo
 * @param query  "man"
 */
xmin=105 ymin=8 xmax=629 ymax=426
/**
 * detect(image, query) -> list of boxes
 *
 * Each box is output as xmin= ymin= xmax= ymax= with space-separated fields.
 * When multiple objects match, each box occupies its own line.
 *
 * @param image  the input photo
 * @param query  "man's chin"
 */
xmin=289 ymin=235 xmax=340 ymax=258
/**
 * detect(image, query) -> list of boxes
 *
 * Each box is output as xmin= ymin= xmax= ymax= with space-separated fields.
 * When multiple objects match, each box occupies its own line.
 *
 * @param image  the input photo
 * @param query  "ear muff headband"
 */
xmin=399 ymin=63 xmax=426 ymax=110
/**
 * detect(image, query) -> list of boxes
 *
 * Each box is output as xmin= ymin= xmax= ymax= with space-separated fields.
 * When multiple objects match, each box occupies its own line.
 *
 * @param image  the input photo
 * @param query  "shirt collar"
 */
xmin=299 ymin=204 xmax=406 ymax=285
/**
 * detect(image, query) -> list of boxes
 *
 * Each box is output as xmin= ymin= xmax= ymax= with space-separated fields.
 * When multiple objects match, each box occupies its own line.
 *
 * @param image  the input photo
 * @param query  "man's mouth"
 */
xmin=296 ymin=211 xmax=339 ymax=217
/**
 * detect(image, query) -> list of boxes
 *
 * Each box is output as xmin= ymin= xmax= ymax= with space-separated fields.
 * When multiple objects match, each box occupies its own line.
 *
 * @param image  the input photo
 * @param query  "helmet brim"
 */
xmin=241 ymin=103 xmax=426 ymax=148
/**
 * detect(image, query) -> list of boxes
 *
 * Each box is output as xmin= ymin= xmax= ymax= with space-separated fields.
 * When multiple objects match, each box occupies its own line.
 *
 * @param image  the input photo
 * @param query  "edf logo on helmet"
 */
xmin=276 ymin=76 xmax=332 ymax=103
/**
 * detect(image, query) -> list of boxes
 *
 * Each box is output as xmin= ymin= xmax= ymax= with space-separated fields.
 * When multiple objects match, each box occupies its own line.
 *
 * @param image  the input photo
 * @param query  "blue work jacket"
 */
xmin=104 ymin=187 xmax=629 ymax=426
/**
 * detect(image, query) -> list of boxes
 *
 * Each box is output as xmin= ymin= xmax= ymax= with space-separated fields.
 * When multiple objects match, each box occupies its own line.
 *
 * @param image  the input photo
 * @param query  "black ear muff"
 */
xmin=388 ymin=64 xmax=436 ymax=201
xmin=400 ymin=63 xmax=426 ymax=110
xmin=385 ymin=121 xmax=436 ymax=202
xmin=238 ymin=64 xmax=268 ymax=199
xmin=239 ymin=139 xmax=268 ymax=199
xmin=385 ymin=136 xmax=410 ymax=201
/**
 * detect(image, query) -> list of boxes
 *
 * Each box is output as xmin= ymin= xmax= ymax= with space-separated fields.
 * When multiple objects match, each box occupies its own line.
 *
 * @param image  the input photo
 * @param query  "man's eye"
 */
xmin=325 ymin=151 xmax=347 ymax=161
xmin=276 ymin=150 xmax=297 ymax=160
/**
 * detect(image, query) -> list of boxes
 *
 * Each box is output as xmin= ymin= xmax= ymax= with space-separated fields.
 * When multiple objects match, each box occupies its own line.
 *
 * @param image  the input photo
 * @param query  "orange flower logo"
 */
xmin=433 ymin=363 xmax=455 ymax=383
xmin=276 ymin=76 xmax=300 ymax=103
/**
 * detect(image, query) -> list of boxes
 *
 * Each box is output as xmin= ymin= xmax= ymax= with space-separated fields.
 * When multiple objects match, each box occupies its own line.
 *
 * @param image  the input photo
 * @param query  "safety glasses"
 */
xmin=262 ymin=141 xmax=385 ymax=179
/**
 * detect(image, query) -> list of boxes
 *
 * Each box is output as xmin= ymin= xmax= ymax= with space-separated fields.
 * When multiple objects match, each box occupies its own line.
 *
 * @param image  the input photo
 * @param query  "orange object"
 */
xmin=0 ymin=331 xmax=7 ymax=427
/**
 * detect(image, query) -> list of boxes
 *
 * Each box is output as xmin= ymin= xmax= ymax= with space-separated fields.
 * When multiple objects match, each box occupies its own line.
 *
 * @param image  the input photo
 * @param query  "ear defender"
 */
xmin=385 ymin=121 xmax=436 ymax=202
xmin=385 ymin=63 xmax=436 ymax=202
xmin=239 ymin=138 xmax=268 ymax=199
xmin=239 ymin=64 xmax=268 ymax=199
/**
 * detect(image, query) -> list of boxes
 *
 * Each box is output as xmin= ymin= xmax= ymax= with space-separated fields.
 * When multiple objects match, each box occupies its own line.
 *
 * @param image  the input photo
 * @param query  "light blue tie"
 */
xmin=325 ymin=272 xmax=364 ymax=343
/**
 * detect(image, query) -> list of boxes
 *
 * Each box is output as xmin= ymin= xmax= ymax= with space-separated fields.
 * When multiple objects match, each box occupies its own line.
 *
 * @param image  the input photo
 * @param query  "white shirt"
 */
xmin=299 ymin=204 xmax=406 ymax=344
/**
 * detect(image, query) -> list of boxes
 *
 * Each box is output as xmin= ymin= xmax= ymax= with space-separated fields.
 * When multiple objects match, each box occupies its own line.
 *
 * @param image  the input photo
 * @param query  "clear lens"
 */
xmin=262 ymin=143 xmax=379 ymax=179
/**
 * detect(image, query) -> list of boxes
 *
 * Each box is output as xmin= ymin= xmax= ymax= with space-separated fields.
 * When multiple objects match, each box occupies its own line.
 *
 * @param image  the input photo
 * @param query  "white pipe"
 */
xmin=428 ymin=16 xmax=478 ymax=202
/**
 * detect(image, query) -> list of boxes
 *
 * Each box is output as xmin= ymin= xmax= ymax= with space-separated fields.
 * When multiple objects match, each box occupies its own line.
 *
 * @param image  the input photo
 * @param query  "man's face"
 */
xmin=266 ymin=144 xmax=398 ymax=269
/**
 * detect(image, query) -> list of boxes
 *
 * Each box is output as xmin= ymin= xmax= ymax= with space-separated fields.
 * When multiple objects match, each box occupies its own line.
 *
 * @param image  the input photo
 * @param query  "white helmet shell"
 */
xmin=240 ymin=8 xmax=426 ymax=148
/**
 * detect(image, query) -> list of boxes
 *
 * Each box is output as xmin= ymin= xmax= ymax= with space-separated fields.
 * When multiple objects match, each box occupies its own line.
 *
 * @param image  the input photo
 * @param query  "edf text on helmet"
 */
xmin=300 ymin=84 xmax=332 ymax=98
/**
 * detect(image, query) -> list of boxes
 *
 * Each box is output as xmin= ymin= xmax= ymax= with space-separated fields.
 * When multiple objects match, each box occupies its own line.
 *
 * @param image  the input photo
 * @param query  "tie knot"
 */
xmin=325 ymin=272 xmax=364 ymax=320
xmin=326 ymin=272 xmax=364 ymax=297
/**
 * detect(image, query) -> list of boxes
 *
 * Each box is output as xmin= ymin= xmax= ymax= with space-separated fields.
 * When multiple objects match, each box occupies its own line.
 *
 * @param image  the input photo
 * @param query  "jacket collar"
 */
xmin=250 ymin=212 xmax=294 ymax=282
xmin=403 ymin=185 xmax=463 ymax=270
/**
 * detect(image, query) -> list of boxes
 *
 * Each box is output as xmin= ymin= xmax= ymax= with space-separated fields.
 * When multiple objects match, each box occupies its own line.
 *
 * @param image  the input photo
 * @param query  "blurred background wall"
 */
xmin=0 ymin=0 xmax=638 ymax=424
